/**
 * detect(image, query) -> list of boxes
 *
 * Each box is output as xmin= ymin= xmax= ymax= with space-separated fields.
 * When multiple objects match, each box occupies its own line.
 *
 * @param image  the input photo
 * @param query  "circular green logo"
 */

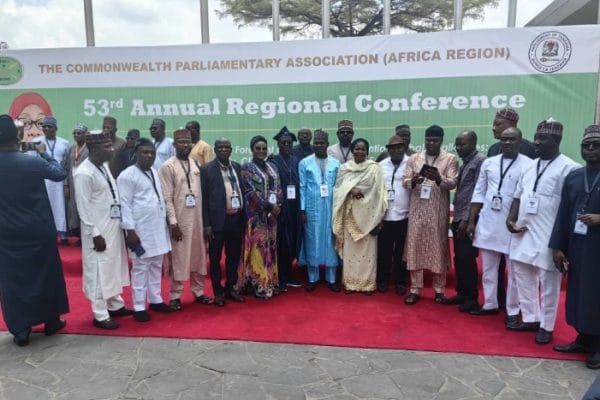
xmin=0 ymin=56 xmax=23 ymax=85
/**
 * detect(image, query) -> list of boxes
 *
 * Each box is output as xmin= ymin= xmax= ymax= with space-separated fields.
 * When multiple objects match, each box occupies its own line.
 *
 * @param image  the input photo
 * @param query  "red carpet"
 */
xmin=0 ymin=242 xmax=583 ymax=362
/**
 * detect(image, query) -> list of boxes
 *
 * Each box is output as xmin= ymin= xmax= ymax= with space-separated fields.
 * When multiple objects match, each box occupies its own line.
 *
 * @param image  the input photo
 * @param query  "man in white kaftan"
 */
xmin=467 ymin=128 xmax=532 ymax=324
xmin=507 ymin=120 xmax=580 ymax=344
xmin=73 ymin=132 xmax=131 ymax=330
xmin=118 ymin=138 xmax=173 ymax=322
xmin=40 ymin=116 xmax=70 ymax=242
xmin=159 ymin=129 xmax=209 ymax=310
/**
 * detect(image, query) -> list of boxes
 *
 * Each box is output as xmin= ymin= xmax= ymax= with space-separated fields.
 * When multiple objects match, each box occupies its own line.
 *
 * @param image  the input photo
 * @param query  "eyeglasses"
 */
xmin=42 ymin=125 xmax=55 ymax=129
xmin=18 ymin=119 xmax=43 ymax=130
xmin=581 ymin=142 xmax=600 ymax=150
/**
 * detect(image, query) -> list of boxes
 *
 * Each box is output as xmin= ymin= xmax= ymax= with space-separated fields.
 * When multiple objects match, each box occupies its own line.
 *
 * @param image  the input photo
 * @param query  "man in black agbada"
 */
xmin=550 ymin=125 xmax=600 ymax=369
xmin=0 ymin=115 xmax=69 ymax=346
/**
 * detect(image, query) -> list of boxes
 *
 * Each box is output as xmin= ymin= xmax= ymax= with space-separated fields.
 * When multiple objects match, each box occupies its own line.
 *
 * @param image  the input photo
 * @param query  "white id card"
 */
xmin=320 ymin=184 xmax=329 ymax=197
xmin=525 ymin=196 xmax=539 ymax=215
xmin=231 ymin=194 xmax=241 ymax=209
xmin=268 ymin=191 xmax=277 ymax=205
xmin=185 ymin=193 xmax=196 ymax=208
xmin=287 ymin=185 xmax=296 ymax=200
xmin=420 ymin=184 xmax=432 ymax=200
xmin=388 ymin=189 xmax=395 ymax=201
xmin=491 ymin=195 xmax=502 ymax=211
xmin=110 ymin=204 xmax=121 ymax=219
xmin=574 ymin=219 xmax=588 ymax=235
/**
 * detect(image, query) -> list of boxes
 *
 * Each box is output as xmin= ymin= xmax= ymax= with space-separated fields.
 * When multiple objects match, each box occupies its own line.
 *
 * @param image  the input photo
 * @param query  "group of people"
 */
xmin=0 ymin=110 xmax=598 ymax=370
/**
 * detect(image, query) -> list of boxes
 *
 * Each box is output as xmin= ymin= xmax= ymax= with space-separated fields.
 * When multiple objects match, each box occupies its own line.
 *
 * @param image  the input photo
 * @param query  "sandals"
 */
xmin=194 ymin=295 xmax=213 ymax=305
xmin=169 ymin=299 xmax=182 ymax=311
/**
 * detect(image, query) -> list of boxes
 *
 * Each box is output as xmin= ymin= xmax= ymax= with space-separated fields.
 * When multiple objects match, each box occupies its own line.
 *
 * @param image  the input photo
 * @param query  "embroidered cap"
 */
xmin=495 ymin=108 xmax=519 ymax=123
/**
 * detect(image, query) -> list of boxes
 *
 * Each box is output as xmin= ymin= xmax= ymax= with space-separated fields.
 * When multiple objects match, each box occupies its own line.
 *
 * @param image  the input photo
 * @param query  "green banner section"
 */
xmin=2 ymin=73 xmax=596 ymax=162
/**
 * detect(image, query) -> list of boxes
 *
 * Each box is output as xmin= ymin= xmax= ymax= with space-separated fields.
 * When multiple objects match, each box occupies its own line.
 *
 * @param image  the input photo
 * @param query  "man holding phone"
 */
xmin=402 ymin=125 xmax=458 ymax=305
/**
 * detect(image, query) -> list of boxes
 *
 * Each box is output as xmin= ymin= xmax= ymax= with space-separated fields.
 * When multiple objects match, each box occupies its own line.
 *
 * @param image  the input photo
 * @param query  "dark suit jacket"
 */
xmin=201 ymin=159 xmax=245 ymax=232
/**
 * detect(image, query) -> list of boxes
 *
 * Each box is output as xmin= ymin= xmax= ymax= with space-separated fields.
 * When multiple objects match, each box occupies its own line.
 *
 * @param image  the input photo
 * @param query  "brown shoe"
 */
xmin=404 ymin=293 xmax=420 ymax=305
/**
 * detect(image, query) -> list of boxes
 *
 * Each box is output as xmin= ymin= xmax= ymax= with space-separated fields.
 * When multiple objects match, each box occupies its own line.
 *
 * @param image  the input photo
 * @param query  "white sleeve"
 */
xmin=117 ymin=172 xmax=136 ymax=230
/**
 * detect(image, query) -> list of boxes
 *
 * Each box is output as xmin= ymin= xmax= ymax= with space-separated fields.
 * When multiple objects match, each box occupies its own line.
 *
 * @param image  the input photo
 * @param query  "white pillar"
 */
xmin=322 ymin=0 xmax=330 ymax=38
xmin=83 ymin=0 xmax=95 ymax=47
xmin=383 ymin=0 xmax=391 ymax=34
xmin=273 ymin=0 xmax=280 ymax=41
xmin=453 ymin=0 xmax=463 ymax=30
xmin=200 ymin=0 xmax=210 ymax=44
xmin=507 ymin=0 xmax=517 ymax=27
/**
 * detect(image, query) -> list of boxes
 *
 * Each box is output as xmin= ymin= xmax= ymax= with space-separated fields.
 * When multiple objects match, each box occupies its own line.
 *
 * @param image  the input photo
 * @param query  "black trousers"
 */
xmin=376 ymin=219 xmax=408 ymax=287
xmin=451 ymin=221 xmax=479 ymax=300
xmin=209 ymin=214 xmax=243 ymax=297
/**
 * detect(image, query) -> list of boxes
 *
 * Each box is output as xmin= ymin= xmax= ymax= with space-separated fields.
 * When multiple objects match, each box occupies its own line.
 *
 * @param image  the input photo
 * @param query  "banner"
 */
xmin=1 ymin=26 xmax=599 ymax=162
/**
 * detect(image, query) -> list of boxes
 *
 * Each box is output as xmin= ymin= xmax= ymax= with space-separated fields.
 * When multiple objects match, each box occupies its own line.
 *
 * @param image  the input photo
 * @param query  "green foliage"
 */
xmin=218 ymin=0 xmax=499 ymax=37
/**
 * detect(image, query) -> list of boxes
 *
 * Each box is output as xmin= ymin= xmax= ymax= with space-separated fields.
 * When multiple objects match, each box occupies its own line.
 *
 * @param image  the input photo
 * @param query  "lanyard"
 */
xmin=497 ymin=156 xmax=517 ymax=194
xmin=341 ymin=146 xmax=351 ymax=162
xmin=179 ymin=158 xmax=193 ymax=192
xmin=581 ymin=168 xmax=600 ymax=213
xmin=218 ymin=160 xmax=239 ymax=190
xmin=255 ymin=162 xmax=273 ymax=195
xmin=45 ymin=138 xmax=56 ymax=159
xmin=94 ymin=163 xmax=118 ymax=203
xmin=75 ymin=144 xmax=86 ymax=161
xmin=138 ymin=166 xmax=161 ymax=203
xmin=318 ymin=157 xmax=327 ymax=184
xmin=533 ymin=155 xmax=559 ymax=193
xmin=390 ymin=160 xmax=401 ymax=188
xmin=425 ymin=154 xmax=438 ymax=166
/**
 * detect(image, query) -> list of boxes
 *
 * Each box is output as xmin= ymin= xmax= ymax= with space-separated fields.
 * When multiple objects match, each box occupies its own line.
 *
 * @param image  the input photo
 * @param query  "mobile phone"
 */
xmin=20 ymin=142 xmax=37 ymax=151
xmin=558 ymin=260 xmax=569 ymax=275
xmin=133 ymin=243 xmax=146 ymax=258
xmin=419 ymin=164 xmax=438 ymax=176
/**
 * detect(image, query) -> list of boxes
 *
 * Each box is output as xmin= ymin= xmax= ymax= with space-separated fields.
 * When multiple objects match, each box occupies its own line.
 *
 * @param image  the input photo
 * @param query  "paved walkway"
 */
xmin=0 ymin=332 xmax=596 ymax=400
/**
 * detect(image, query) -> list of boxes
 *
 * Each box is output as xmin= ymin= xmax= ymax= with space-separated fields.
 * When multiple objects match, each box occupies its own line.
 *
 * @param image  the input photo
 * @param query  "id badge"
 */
xmin=268 ymin=191 xmax=277 ymax=205
xmin=525 ymin=196 xmax=539 ymax=215
xmin=287 ymin=185 xmax=296 ymax=200
xmin=231 ymin=191 xmax=241 ymax=210
xmin=387 ymin=189 xmax=395 ymax=201
xmin=110 ymin=203 xmax=121 ymax=219
xmin=185 ymin=193 xmax=196 ymax=208
xmin=320 ymin=184 xmax=329 ymax=198
xmin=491 ymin=195 xmax=502 ymax=211
xmin=574 ymin=219 xmax=588 ymax=235
xmin=420 ymin=184 xmax=432 ymax=200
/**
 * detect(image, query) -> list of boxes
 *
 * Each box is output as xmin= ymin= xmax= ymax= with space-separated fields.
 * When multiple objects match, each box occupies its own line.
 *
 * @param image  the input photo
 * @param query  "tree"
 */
xmin=218 ymin=0 xmax=499 ymax=37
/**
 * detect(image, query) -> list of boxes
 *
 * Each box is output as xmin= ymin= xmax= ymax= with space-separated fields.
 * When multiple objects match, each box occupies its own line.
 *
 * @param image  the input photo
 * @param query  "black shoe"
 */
xmin=93 ymin=318 xmax=119 ymax=329
xmin=286 ymin=280 xmax=302 ymax=288
xmin=225 ymin=291 xmax=245 ymax=303
xmin=469 ymin=307 xmax=500 ymax=316
xmin=404 ymin=293 xmax=420 ymax=305
xmin=586 ymin=352 xmax=600 ymax=369
xmin=214 ymin=294 xmax=225 ymax=307
xmin=440 ymin=294 xmax=465 ymax=306
xmin=434 ymin=293 xmax=448 ymax=304
xmin=75 ymin=239 xmax=82 ymax=247
xmin=506 ymin=321 xmax=540 ymax=332
xmin=377 ymin=283 xmax=388 ymax=293
xmin=194 ymin=295 xmax=214 ymax=305
xmin=458 ymin=300 xmax=480 ymax=313
xmin=133 ymin=311 xmax=150 ymax=322
xmin=305 ymin=282 xmax=316 ymax=292
xmin=278 ymin=283 xmax=288 ymax=292
xmin=504 ymin=315 xmax=520 ymax=329
xmin=395 ymin=284 xmax=407 ymax=296
xmin=169 ymin=299 xmax=182 ymax=311
xmin=60 ymin=238 xmax=69 ymax=246
xmin=44 ymin=319 xmax=66 ymax=336
xmin=149 ymin=303 xmax=174 ymax=313
xmin=13 ymin=335 xmax=29 ymax=347
xmin=108 ymin=307 xmax=135 ymax=317
xmin=553 ymin=341 xmax=589 ymax=353
xmin=327 ymin=282 xmax=340 ymax=293
xmin=535 ymin=328 xmax=553 ymax=345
